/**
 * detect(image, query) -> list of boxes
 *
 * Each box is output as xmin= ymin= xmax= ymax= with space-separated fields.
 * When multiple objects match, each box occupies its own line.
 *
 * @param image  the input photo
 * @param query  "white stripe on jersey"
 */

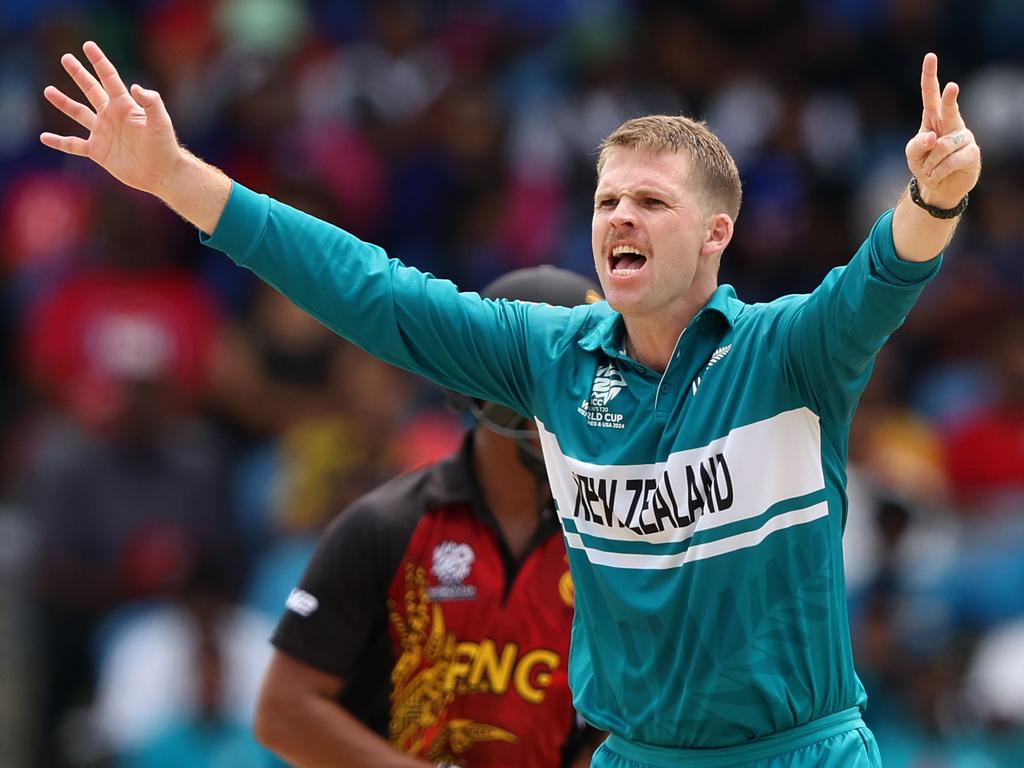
xmin=563 ymin=501 xmax=828 ymax=569
xmin=538 ymin=407 xmax=828 ymax=568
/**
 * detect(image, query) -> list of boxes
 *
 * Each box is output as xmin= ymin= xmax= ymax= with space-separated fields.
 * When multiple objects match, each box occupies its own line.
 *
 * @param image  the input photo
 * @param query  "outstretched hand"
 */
xmin=905 ymin=53 xmax=981 ymax=209
xmin=40 ymin=41 xmax=182 ymax=196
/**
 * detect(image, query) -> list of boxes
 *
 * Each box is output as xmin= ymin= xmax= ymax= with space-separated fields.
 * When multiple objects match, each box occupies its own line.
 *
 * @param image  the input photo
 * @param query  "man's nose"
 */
xmin=609 ymin=197 xmax=638 ymax=227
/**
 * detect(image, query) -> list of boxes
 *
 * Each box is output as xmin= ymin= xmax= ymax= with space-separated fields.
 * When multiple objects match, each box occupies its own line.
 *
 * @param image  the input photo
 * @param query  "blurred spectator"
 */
xmin=1 ymin=170 xmax=93 ymax=308
xmin=25 ymin=406 xmax=234 ymax=767
xmin=849 ymin=348 xmax=950 ymax=506
xmin=323 ymin=0 xmax=449 ymax=129
xmin=943 ymin=317 xmax=1024 ymax=514
xmin=217 ymin=0 xmax=310 ymax=59
xmin=20 ymin=182 xmax=219 ymax=425
xmin=961 ymin=65 xmax=1024 ymax=159
xmin=19 ymin=185 xmax=231 ymax=768
xmin=135 ymin=0 xmax=220 ymax=139
xmin=240 ymin=346 xmax=462 ymax=617
xmin=967 ymin=619 xmax=1024 ymax=732
xmin=209 ymin=278 xmax=432 ymax=549
xmin=94 ymin=557 xmax=276 ymax=766
xmin=119 ymin=632 xmax=276 ymax=768
xmin=207 ymin=281 xmax=350 ymax=443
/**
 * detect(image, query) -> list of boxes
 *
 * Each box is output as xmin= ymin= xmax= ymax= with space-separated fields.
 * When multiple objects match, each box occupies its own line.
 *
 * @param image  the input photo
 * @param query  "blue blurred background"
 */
xmin=1 ymin=1 xmax=1023 ymax=766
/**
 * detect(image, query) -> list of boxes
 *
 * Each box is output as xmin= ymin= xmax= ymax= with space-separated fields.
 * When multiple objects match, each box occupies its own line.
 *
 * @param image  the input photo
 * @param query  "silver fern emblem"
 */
xmin=705 ymin=345 xmax=732 ymax=369
xmin=692 ymin=345 xmax=732 ymax=396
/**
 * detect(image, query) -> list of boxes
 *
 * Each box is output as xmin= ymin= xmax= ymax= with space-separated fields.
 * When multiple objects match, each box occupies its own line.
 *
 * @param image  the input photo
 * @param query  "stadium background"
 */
xmin=0 ymin=0 xmax=1022 ymax=766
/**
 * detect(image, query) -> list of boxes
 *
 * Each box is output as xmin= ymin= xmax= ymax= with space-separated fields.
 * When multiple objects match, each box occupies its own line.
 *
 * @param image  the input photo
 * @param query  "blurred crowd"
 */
xmin=0 ymin=1 xmax=1021 ymax=767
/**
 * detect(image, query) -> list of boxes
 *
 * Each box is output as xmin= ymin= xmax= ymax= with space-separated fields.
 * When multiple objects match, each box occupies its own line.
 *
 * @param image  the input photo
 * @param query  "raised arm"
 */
xmin=41 ymin=42 xmax=580 ymax=416
xmin=40 ymin=41 xmax=229 ymax=234
xmin=892 ymin=52 xmax=982 ymax=262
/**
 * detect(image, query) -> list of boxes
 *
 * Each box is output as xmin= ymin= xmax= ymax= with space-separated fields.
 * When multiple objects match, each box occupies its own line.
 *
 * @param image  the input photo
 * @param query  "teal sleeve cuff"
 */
xmin=199 ymin=182 xmax=271 ymax=265
xmin=870 ymin=208 xmax=943 ymax=285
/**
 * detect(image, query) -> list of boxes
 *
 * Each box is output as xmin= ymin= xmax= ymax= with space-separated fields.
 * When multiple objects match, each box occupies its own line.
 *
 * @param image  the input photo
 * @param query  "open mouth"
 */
xmin=609 ymin=244 xmax=648 ymax=276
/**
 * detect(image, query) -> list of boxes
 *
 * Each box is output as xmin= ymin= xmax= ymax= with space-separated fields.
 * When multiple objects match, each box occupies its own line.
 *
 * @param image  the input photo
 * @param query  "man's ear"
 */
xmin=701 ymin=213 xmax=734 ymax=259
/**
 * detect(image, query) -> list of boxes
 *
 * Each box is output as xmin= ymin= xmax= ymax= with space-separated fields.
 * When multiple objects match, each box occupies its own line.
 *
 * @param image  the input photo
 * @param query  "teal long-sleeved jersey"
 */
xmin=205 ymin=184 xmax=941 ymax=749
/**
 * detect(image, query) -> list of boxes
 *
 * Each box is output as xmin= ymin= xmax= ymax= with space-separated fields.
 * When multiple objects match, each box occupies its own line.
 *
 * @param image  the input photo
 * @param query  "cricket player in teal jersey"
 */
xmin=42 ymin=43 xmax=981 ymax=767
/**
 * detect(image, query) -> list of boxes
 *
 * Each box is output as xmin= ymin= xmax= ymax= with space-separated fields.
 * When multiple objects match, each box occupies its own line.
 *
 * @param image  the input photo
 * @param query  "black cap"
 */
xmin=446 ymin=266 xmax=601 ymax=481
xmin=481 ymin=265 xmax=601 ymax=307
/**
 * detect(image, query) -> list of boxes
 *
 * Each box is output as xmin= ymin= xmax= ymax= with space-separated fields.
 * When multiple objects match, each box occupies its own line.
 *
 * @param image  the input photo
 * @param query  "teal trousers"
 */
xmin=593 ymin=708 xmax=881 ymax=768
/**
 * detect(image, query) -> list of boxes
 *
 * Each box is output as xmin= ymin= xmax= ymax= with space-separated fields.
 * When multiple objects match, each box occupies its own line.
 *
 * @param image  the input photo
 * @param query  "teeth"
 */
xmin=609 ymin=244 xmax=647 ymax=277
xmin=611 ymin=245 xmax=646 ymax=257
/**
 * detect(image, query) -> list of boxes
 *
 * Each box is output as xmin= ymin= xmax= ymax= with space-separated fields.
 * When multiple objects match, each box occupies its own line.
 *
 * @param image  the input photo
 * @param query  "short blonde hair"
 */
xmin=597 ymin=115 xmax=742 ymax=220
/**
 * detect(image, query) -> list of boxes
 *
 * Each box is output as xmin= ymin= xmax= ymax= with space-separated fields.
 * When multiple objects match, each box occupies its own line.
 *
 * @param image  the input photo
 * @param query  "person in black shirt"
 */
xmin=254 ymin=267 xmax=603 ymax=768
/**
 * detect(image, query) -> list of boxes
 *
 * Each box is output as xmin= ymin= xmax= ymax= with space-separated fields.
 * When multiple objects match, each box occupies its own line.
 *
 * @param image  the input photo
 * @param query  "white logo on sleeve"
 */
xmin=285 ymin=588 xmax=319 ymax=617
xmin=429 ymin=541 xmax=477 ymax=601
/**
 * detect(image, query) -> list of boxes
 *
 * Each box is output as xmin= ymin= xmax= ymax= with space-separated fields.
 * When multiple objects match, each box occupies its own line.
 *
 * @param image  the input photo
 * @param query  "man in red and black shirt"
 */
xmin=254 ymin=267 xmax=602 ymax=768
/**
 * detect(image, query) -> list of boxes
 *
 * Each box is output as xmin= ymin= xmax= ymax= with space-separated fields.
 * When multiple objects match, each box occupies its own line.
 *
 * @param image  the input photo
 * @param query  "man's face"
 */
xmin=592 ymin=148 xmax=709 ymax=321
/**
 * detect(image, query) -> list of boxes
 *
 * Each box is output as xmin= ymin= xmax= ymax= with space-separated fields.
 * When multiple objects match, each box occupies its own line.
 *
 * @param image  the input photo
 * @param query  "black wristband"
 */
xmin=909 ymin=176 xmax=968 ymax=219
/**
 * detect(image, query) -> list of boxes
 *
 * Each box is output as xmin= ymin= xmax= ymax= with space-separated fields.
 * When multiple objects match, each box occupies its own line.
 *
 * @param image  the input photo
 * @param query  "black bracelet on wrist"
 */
xmin=909 ymin=176 xmax=968 ymax=219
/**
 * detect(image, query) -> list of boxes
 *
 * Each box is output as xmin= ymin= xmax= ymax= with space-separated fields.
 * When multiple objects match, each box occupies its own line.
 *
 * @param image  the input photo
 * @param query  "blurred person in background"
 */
xmin=963 ymin=618 xmax=1024 ymax=765
xmin=237 ymin=338 xmax=463 ymax=627
xmin=210 ymin=279 xmax=407 ymax=561
xmin=254 ymin=265 xmax=602 ymax=768
xmin=943 ymin=315 xmax=1024 ymax=515
xmin=114 ymin=581 xmax=276 ymax=765
xmin=204 ymin=178 xmax=379 ymax=450
xmin=119 ymin=620 xmax=276 ymax=768
xmin=93 ymin=549 xmax=276 ymax=766
xmin=204 ymin=175 xmax=457 ymax=570
xmin=38 ymin=39 xmax=981 ymax=768
xmin=19 ymin=182 xmax=235 ymax=768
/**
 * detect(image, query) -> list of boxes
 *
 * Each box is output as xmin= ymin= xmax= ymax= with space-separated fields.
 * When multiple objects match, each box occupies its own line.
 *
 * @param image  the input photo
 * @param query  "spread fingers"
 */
xmin=43 ymin=86 xmax=96 ymax=131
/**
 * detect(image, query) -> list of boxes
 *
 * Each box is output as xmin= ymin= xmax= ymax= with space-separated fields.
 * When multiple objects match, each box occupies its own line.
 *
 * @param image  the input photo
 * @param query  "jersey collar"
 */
xmin=578 ymin=284 xmax=745 ymax=357
xmin=423 ymin=432 xmax=560 ymax=534
xmin=422 ymin=431 xmax=481 ymax=510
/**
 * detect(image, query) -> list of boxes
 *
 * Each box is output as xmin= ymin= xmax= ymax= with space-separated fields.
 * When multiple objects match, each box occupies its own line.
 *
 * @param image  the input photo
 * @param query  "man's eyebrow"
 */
xmin=635 ymin=186 xmax=671 ymax=198
xmin=594 ymin=184 xmax=673 ymax=198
